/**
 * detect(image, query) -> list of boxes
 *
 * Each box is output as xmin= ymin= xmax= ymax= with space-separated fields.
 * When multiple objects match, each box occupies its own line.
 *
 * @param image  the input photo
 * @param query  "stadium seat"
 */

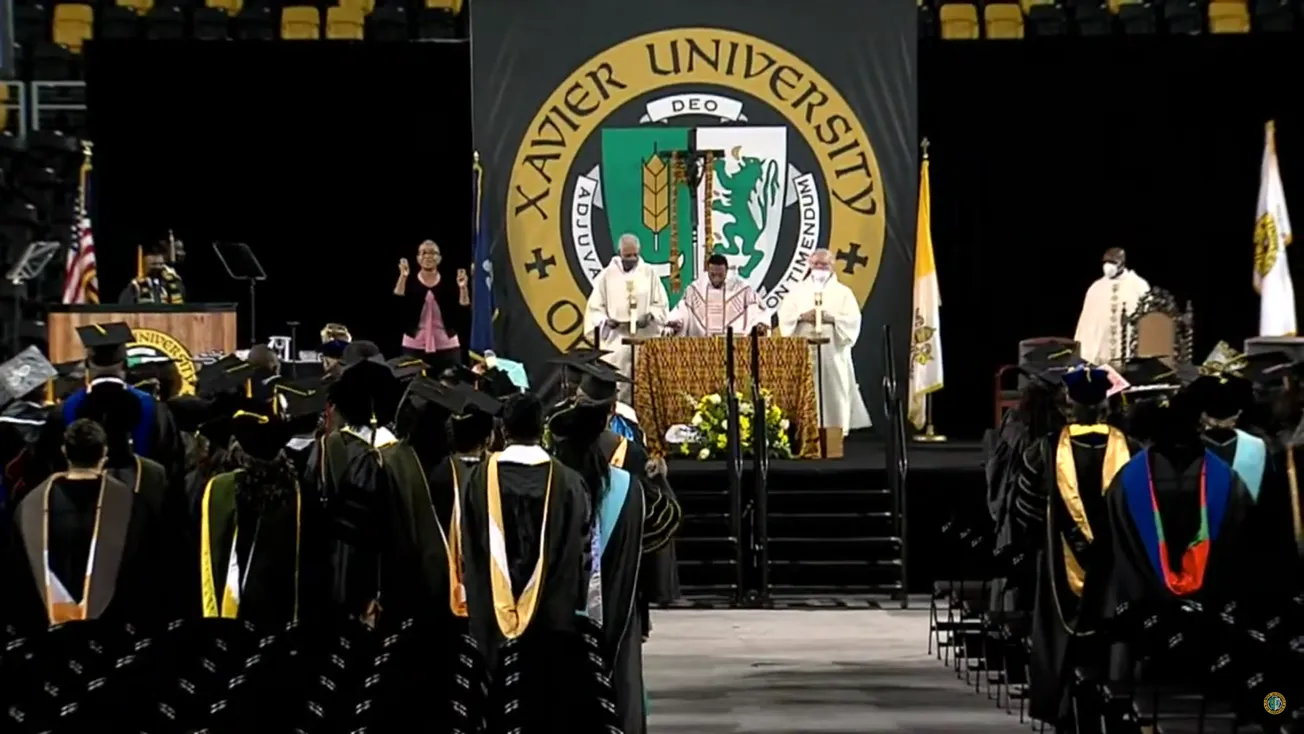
xmin=1254 ymin=0 xmax=1293 ymax=30
xmin=340 ymin=0 xmax=374 ymax=16
xmin=1026 ymin=2 xmax=1068 ymax=34
xmin=425 ymin=0 xmax=461 ymax=10
xmin=417 ymin=5 xmax=457 ymax=38
xmin=1118 ymin=0 xmax=1158 ymax=32
xmin=52 ymin=4 xmax=94 ymax=53
xmin=325 ymin=5 xmax=363 ymax=38
xmin=1163 ymin=0 xmax=1204 ymax=33
xmin=14 ymin=3 xmax=52 ymax=47
xmin=99 ymin=4 xmax=141 ymax=39
xmin=1209 ymin=0 xmax=1251 ymax=31
xmin=116 ymin=0 xmax=153 ymax=13
xmin=0 ymin=86 xmax=8 ymax=135
xmin=918 ymin=1 xmax=938 ymax=38
xmin=939 ymin=3 xmax=980 ymax=38
xmin=193 ymin=5 xmax=232 ymax=38
xmin=144 ymin=4 xmax=185 ymax=38
xmin=235 ymin=4 xmax=275 ymax=39
xmin=280 ymin=5 xmax=320 ymax=39
xmin=1073 ymin=0 xmax=1114 ymax=34
xmin=984 ymin=3 xmax=1025 ymax=37
xmin=207 ymin=0 xmax=242 ymax=14
xmin=364 ymin=3 xmax=407 ymax=41
xmin=33 ymin=42 xmax=83 ymax=79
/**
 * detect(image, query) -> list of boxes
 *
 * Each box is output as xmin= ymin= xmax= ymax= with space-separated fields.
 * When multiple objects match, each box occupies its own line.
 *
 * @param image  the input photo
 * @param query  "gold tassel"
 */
xmin=44 ymin=380 xmax=54 ymax=405
xmin=136 ymin=246 xmax=144 ymax=280
xmin=244 ymin=380 xmax=252 ymax=399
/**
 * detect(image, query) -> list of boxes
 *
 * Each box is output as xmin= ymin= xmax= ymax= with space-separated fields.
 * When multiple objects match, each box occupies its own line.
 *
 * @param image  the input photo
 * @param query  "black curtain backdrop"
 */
xmin=922 ymin=36 xmax=1304 ymax=440
xmin=86 ymin=41 xmax=472 ymax=353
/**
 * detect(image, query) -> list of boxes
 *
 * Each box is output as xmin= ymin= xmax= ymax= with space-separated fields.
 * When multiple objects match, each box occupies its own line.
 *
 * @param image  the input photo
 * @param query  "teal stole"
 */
xmin=581 ymin=466 xmax=633 ymax=622
xmin=1231 ymin=429 xmax=1266 ymax=502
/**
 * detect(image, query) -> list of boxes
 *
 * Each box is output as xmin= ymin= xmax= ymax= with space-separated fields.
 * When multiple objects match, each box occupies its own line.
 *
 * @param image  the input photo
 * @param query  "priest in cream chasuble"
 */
xmin=777 ymin=249 xmax=872 ymax=434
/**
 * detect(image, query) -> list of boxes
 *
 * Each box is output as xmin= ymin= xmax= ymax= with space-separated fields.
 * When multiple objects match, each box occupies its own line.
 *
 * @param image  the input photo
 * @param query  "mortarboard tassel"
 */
xmin=44 ymin=379 xmax=54 ymax=406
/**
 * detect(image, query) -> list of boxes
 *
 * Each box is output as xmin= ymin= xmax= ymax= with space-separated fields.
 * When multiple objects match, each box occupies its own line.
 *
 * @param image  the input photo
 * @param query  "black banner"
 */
xmin=474 ymin=0 xmax=916 ymax=422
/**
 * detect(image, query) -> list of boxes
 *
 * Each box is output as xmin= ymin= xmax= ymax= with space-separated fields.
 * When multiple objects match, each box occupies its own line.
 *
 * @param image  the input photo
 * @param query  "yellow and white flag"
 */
xmin=908 ymin=153 xmax=943 ymax=430
xmin=1255 ymin=120 xmax=1296 ymax=336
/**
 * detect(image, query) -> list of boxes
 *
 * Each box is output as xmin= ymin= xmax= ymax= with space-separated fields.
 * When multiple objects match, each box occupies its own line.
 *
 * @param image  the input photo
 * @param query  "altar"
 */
xmin=632 ymin=336 xmax=821 ymax=459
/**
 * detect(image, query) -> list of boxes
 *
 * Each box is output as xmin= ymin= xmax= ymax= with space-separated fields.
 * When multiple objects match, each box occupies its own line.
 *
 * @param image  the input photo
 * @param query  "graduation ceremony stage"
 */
xmin=665 ymin=434 xmax=987 ymax=607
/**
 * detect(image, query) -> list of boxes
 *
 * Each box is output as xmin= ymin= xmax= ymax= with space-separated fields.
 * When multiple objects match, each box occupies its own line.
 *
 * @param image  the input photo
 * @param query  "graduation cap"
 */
xmin=386 ymin=356 xmax=427 ymax=382
xmin=480 ymin=367 xmax=520 ymax=399
xmin=229 ymin=411 xmax=295 ymax=461
xmin=1201 ymin=341 xmax=1247 ymax=375
xmin=196 ymin=355 xmax=255 ymax=398
xmin=1234 ymin=350 xmax=1294 ymax=385
xmin=331 ymin=352 xmax=401 ymax=424
xmin=320 ymin=340 xmax=350 ymax=359
xmin=0 ymin=347 xmax=57 ymax=406
xmin=1061 ymin=366 xmax=1112 ymax=406
xmin=1185 ymin=370 xmax=1253 ymax=421
xmin=48 ymin=360 xmax=86 ymax=403
xmin=279 ymin=386 xmax=329 ymax=418
xmin=436 ymin=381 xmax=504 ymax=417
xmin=76 ymin=322 xmax=135 ymax=367
xmin=570 ymin=359 xmax=630 ymax=405
xmin=439 ymin=364 xmax=481 ymax=388
xmin=167 ymin=394 xmax=217 ymax=433
xmin=1021 ymin=343 xmax=1080 ymax=366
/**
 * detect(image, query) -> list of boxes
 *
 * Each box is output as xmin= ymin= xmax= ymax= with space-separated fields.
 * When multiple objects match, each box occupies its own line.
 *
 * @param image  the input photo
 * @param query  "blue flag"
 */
xmin=470 ymin=155 xmax=495 ymax=359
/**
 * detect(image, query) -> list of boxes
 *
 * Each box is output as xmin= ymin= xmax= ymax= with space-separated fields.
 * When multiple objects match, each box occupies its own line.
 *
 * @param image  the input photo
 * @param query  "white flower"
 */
xmin=740 ymin=402 xmax=754 ymax=415
xmin=780 ymin=419 xmax=790 ymax=431
xmin=721 ymin=420 xmax=728 ymax=429
xmin=697 ymin=448 xmax=711 ymax=460
xmin=709 ymin=394 xmax=722 ymax=405
xmin=691 ymin=414 xmax=703 ymax=426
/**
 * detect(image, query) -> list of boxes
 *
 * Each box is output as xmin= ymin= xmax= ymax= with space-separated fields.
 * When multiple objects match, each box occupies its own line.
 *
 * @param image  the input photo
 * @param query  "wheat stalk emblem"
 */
xmin=642 ymin=154 xmax=674 ymax=286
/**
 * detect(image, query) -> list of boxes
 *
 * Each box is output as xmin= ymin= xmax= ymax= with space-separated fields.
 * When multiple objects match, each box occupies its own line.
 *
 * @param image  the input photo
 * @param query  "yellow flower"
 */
xmin=716 ymin=433 xmax=727 ymax=449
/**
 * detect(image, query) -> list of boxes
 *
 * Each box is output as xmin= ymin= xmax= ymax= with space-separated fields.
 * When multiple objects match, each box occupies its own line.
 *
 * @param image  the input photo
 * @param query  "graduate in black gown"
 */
xmin=548 ymin=363 xmax=653 ymax=734
xmin=460 ymin=392 xmax=612 ymax=732
xmin=197 ymin=410 xmax=310 ymax=625
xmin=1012 ymin=366 xmax=1136 ymax=725
xmin=1187 ymin=347 xmax=1273 ymax=500
xmin=29 ymin=323 xmax=185 ymax=499
xmin=4 ymin=419 xmax=174 ymax=630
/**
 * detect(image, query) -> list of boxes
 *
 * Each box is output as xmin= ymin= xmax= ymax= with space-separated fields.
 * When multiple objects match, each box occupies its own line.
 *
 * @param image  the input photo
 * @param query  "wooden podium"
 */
xmin=47 ymin=304 xmax=239 ymax=367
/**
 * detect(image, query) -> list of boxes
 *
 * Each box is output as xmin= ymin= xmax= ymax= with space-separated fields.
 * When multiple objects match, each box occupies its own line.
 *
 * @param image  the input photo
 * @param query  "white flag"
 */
xmin=908 ymin=156 xmax=943 ymax=430
xmin=1255 ymin=121 xmax=1296 ymax=337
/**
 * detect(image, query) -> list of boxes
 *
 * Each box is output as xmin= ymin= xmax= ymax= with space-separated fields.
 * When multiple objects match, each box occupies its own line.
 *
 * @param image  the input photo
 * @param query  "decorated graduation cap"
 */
xmin=196 ymin=354 xmax=255 ymax=398
xmin=570 ymin=359 xmax=631 ymax=405
xmin=1061 ymin=366 xmax=1113 ymax=406
xmin=1187 ymin=351 xmax=1254 ymax=421
xmin=229 ymin=410 xmax=295 ymax=461
xmin=76 ymin=322 xmax=135 ymax=367
xmin=0 ymin=347 xmax=57 ymax=406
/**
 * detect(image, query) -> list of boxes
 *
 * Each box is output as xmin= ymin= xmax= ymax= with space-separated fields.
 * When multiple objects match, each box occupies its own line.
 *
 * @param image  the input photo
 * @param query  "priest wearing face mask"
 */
xmin=583 ymin=234 xmax=670 ymax=394
xmin=1072 ymin=247 xmax=1149 ymax=367
xmin=777 ymin=248 xmax=872 ymax=436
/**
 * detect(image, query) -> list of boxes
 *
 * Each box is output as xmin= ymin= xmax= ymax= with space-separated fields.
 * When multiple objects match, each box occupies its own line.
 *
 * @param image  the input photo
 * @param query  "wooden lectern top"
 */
xmin=47 ymin=303 xmax=239 ymax=366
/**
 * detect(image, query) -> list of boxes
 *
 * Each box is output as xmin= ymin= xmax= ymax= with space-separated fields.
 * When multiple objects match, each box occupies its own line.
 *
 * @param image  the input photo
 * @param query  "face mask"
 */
xmin=812 ymin=269 xmax=832 ymax=283
xmin=1102 ymin=263 xmax=1120 ymax=279
xmin=621 ymin=257 xmax=639 ymax=272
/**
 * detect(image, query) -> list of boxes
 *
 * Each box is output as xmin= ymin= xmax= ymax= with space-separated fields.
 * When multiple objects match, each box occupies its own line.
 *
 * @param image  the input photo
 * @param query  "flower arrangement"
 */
xmin=678 ymin=388 xmax=792 ymax=460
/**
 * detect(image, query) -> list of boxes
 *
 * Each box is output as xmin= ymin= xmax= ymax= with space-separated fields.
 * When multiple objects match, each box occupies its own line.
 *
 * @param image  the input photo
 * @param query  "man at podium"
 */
xmin=583 ymin=234 xmax=669 ymax=390
xmin=665 ymin=254 xmax=768 ymax=337
xmin=119 ymin=241 xmax=186 ymax=304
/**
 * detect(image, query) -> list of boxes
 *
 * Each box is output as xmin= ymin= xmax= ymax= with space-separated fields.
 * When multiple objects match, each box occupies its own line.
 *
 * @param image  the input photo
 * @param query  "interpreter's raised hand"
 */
xmin=456 ymin=268 xmax=469 ymax=289
xmin=399 ymin=258 xmax=410 ymax=277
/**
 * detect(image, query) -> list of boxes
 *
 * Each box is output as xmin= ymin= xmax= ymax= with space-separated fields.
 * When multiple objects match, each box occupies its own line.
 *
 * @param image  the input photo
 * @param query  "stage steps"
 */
xmin=666 ymin=458 xmax=906 ymax=604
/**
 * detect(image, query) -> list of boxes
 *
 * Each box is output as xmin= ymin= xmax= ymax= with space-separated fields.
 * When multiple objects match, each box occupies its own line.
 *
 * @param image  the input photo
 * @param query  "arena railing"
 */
xmin=881 ymin=323 xmax=910 ymax=608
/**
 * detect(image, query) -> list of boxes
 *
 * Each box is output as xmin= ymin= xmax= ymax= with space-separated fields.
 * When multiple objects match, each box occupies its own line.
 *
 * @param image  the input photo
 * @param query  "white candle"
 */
xmin=626 ymin=280 xmax=638 ymax=335
xmin=814 ymin=292 xmax=824 ymax=332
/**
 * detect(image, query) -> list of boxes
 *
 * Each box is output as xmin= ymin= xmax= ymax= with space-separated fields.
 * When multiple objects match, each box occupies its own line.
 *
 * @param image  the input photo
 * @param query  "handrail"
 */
xmin=750 ymin=327 xmax=770 ymax=604
xmin=724 ymin=327 xmax=744 ymax=605
xmin=881 ymin=324 xmax=909 ymax=608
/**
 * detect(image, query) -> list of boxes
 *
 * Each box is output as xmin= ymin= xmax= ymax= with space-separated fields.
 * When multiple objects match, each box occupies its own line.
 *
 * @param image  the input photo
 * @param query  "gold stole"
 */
xmin=411 ymin=446 xmax=468 ymax=617
xmin=199 ymin=472 xmax=303 ymax=620
xmin=1288 ymin=450 xmax=1304 ymax=558
xmin=486 ymin=453 xmax=553 ymax=639
xmin=1054 ymin=425 xmax=1131 ymax=597
xmin=610 ymin=437 xmax=629 ymax=469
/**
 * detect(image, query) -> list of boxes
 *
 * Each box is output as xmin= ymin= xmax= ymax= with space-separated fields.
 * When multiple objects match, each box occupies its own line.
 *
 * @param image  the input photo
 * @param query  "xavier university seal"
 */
xmin=126 ymin=328 xmax=197 ymax=394
xmin=505 ymin=28 xmax=887 ymax=353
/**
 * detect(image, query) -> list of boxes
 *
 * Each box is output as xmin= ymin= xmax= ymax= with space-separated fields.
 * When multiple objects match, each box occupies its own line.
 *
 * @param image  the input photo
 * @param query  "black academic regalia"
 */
xmin=595 ymin=458 xmax=649 ymax=734
xmin=1017 ymin=427 xmax=1133 ymax=725
xmin=196 ymin=470 xmax=305 ymax=625
xmin=1083 ymin=446 xmax=1255 ymax=683
xmin=460 ymin=453 xmax=608 ymax=732
xmin=3 ymin=474 xmax=172 ymax=632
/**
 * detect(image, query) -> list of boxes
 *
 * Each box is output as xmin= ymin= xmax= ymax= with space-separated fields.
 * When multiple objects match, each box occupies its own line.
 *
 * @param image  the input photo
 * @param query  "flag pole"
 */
xmin=914 ymin=138 xmax=946 ymax=443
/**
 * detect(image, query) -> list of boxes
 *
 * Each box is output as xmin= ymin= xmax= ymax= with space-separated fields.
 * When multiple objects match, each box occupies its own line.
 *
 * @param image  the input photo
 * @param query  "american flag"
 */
xmin=62 ymin=141 xmax=99 ymax=304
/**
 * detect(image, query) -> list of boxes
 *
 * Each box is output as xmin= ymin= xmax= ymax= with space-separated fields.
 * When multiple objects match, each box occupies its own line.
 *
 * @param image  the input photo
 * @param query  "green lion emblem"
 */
xmin=712 ymin=152 xmax=782 ymax=279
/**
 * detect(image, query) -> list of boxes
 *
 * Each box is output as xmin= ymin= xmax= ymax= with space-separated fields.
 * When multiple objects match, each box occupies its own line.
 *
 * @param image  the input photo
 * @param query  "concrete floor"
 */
xmin=643 ymin=609 xmax=1024 ymax=734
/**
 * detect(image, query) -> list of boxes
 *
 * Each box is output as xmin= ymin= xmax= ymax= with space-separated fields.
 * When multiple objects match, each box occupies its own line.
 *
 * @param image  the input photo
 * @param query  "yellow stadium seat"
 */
xmin=281 ymin=6 xmax=320 ymax=39
xmin=116 ymin=0 xmax=152 ymax=13
xmin=52 ymin=4 xmax=94 ymax=53
xmin=207 ymin=0 xmax=241 ymax=14
xmin=326 ymin=5 xmax=363 ymax=39
xmin=1109 ymin=0 xmax=1142 ymax=13
xmin=985 ymin=3 xmax=1025 ymax=38
xmin=939 ymin=3 xmax=980 ymax=39
xmin=426 ymin=0 xmax=462 ymax=11
xmin=1021 ymin=0 xmax=1052 ymax=12
xmin=0 ymin=85 xmax=8 ymax=132
xmin=339 ymin=0 xmax=374 ymax=15
xmin=1208 ymin=0 xmax=1250 ymax=32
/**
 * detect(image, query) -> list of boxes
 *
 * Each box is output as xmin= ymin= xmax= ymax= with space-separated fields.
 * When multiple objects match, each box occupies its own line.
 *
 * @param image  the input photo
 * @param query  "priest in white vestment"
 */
xmin=777 ymin=249 xmax=872 ymax=434
xmin=1072 ymin=247 xmax=1150 ymax=366
xmin=584 ymin=233 xmax=670 ymax=399
xmin=666 ymin=254 xmax=769 ymax=337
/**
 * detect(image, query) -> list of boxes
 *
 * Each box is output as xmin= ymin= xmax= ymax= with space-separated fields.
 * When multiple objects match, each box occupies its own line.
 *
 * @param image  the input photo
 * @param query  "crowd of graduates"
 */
xmin=981 ymin=342 xmax=1304 ymax=732
xmin=0 ymin=321 xmax=681 ymax=733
